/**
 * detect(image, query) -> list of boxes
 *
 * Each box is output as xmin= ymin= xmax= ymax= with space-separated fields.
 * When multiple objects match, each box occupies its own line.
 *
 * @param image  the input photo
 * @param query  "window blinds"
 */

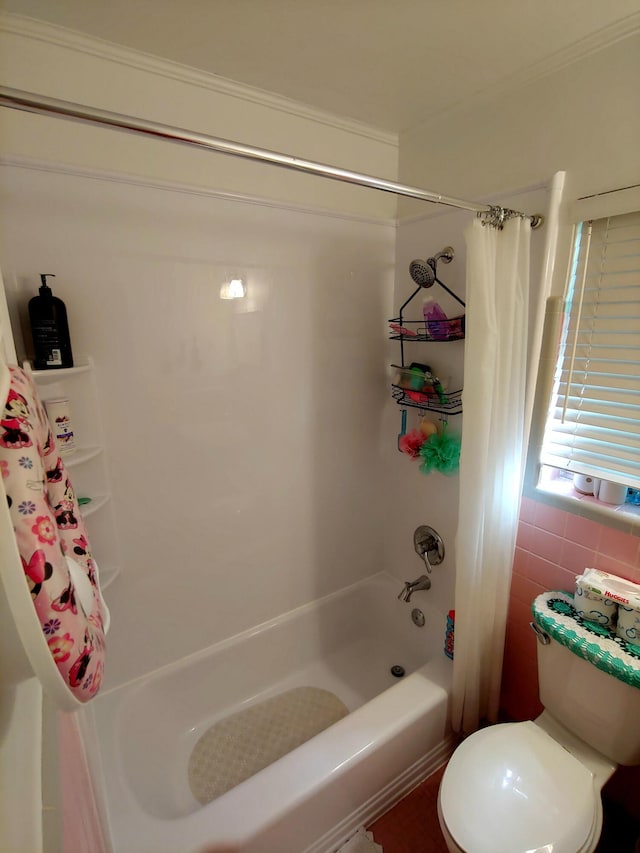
xmin=540 ymin=210 xmax=640 ymax=489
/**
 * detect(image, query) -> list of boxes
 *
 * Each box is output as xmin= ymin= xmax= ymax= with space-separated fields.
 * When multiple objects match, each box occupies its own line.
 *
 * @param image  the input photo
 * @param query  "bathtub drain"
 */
xmin=390 ymin=665 xmax=405 ymax=678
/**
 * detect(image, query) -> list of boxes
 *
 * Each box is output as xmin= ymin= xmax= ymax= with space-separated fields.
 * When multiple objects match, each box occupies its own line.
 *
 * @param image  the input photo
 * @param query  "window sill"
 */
xmin=524 ymin=473 xmax=640 ymax=535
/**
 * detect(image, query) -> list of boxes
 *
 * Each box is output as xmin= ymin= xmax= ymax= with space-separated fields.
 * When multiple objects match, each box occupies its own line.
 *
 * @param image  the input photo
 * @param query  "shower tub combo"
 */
xmin=86 ymin=572 xmax=454 ymax=852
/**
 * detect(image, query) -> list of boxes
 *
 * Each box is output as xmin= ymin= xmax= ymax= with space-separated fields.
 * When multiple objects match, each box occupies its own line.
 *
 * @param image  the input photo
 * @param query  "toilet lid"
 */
xmin=440 ymin=721 xmax=597 ymax=853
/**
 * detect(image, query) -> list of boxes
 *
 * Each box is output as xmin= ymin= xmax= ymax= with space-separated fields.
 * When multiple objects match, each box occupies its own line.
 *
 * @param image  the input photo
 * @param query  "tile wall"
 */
xmin=502 ymin=496 xmax=640 ymax=721
xmin=502 ymin=496 xmax=640 ymax=824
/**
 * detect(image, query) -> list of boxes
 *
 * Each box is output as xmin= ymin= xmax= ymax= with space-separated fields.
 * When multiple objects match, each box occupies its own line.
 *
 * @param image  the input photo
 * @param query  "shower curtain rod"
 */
xmin=0 ymin=86 xmax=543 ymax=227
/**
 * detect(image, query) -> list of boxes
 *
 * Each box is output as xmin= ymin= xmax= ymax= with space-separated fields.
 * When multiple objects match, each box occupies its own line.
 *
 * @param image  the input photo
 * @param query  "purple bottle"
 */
xmin=423 ymin=300 xmax=449 ymax=340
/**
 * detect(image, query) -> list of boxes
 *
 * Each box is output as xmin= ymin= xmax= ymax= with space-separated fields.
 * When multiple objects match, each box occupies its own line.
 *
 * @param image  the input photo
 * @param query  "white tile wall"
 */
xmin=0 ymin=163 xmax=395 ymax=687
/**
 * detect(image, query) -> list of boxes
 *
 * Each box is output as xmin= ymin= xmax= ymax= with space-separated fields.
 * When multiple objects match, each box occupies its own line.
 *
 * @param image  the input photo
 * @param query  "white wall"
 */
xmin=0 ymin=18 xmax=400 ymax=688
xmin=398 ymin=32 xmax=640 ymax=299
xmin=0 ymin=163 xmax=395 ymax=688
xmin=399 ymin=32 xmax=640 ymax=215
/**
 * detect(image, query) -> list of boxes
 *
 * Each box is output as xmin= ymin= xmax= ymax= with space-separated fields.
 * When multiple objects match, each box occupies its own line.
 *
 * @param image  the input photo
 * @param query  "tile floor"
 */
xmin=367 ymin=765 xmax=448 ymax=853
xmin=367 ymin=763 xmax=640 ymax=853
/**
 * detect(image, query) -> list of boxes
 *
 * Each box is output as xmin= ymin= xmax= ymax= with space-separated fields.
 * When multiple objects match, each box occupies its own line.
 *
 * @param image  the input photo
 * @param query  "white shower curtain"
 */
xmin=451 ymin=215 xmax=532 ymax=735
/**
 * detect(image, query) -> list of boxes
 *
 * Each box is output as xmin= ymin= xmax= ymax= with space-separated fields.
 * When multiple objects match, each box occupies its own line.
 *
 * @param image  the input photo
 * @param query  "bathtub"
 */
xmin=84 ymin=572 xmax=454 ymax=853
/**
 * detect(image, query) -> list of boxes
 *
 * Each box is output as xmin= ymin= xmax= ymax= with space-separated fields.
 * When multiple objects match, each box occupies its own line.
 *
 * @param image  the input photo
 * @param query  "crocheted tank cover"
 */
xmin=532 ymin=591 xmax=640 ymax=690
xmin=0 ymin=366 xmax=106 ymax=701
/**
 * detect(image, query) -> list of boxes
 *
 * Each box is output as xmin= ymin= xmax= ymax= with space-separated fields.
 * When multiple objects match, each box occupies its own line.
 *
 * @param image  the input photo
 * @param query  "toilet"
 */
xmin=437 ymin=590 xmax=640 ymax=853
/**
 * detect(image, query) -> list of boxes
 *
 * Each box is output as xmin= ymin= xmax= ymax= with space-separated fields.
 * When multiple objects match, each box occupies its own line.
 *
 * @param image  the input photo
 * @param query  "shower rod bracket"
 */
xmin=481 ymin=205 xmax=544 ymax=230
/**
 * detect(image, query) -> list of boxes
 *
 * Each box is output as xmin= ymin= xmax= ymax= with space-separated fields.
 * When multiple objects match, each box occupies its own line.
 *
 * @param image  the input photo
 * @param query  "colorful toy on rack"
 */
xmin=389 ymin=322 xmax=417 ymax=338
xmin=392 ymin=362 xmax=448 ymax=406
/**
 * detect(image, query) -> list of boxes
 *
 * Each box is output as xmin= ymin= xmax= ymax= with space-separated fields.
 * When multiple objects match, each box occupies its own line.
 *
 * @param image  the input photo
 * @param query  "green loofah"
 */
xmin=418 ymin=427 xmax=461 ymax=475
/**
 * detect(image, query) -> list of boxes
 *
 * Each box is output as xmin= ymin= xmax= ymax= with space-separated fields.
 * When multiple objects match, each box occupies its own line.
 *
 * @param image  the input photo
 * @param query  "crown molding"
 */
xmin=406 ymin=12 xmax=640 ymax=133
xmin=0 ymin=155 xmax=398 ymax=228
xmin=0 ymin=12 xmax=398 ymax=149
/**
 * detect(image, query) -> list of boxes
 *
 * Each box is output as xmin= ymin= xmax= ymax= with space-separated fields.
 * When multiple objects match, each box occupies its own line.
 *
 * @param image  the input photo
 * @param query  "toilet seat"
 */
xmin=439 ymin=721 xmax=599 ymax=853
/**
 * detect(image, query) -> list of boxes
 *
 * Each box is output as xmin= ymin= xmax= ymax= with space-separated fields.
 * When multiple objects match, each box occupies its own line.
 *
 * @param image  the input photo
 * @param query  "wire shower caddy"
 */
xmin=390 ymin=247 xmax=465 ymax=417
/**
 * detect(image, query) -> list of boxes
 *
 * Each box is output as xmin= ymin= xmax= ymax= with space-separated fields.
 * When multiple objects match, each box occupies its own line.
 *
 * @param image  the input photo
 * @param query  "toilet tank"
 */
xmin=537 ymin=635 xmax=640 ymax=765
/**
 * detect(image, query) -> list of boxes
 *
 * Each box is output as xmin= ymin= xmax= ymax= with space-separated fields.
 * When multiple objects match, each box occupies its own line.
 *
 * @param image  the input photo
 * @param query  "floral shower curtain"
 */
xmin=451 ymin=214 xmax=533 ymax=735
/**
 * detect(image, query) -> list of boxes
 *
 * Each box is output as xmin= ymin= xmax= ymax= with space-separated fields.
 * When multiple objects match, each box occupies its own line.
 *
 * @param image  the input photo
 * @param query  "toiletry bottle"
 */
xmin=422 ymin=300 xmax=449 ymax=340
xmin=444 ymin=610 xmax=455 ymax=659
xmin=29 ymin=274 xmax=74 ymax=369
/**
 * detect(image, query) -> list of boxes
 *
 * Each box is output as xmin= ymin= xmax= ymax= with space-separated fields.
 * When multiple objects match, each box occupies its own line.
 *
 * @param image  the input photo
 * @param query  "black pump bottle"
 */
xmin=28 ymin=274 xmax=74 ymax=369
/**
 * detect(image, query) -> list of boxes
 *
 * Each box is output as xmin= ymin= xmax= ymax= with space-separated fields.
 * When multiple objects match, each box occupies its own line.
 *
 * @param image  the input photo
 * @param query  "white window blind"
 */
xmin=540 ymin=210 xmax=640 ymax=489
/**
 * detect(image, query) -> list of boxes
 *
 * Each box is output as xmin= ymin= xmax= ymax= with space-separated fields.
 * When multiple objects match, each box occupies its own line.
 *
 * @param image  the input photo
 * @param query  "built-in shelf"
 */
xmin=63 ymin=445 xmax=103 ymax=467
xmin=79 ymin=494 xmax=109 ymax=518
xmin=23 ymin=355 xmax=121 ymax=586
xmin=100 ymin=565 xmax=121 ymax=590
xmin=23 ymin=357 xmax=92 ymax=383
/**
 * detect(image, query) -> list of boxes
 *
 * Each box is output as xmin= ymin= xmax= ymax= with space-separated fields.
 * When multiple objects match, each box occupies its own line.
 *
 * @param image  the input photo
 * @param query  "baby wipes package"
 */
xmin=575 ymin=574 xmax=618 ymax=627
xmin=618 ymin=604 xmax=640 ymax=646
xmin=575 ymin=568 xmax=640 ymax=637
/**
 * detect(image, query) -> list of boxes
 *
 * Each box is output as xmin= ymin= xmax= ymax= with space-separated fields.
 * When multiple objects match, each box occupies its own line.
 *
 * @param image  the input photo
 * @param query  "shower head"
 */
xmin=409 ymin=246 xmax=455 ymax=288
xmin=409 ymin=258 xmax=436 ymax=288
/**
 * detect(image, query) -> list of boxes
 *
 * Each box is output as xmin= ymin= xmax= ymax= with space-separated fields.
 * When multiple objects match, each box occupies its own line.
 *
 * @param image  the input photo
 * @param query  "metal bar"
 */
xmin=434 ymin=276 xmax=466 ymax=309
xmin=0 ymin=86 xmax=530 ymax=219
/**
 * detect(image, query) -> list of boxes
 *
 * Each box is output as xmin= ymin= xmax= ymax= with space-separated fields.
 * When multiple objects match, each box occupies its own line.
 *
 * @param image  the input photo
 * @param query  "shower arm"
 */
xmin=0 ymin=86 xmax=543 ymax=227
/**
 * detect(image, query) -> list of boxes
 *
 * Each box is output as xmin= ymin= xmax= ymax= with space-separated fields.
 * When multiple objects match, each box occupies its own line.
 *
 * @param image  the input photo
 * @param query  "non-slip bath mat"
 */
xmin=188 ymin=686 xmax=349 ymax=804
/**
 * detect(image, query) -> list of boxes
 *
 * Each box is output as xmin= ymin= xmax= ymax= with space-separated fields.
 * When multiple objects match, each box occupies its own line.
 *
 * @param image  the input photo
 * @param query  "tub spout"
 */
xmin=398 ymin=574 xmax=431 ymax=602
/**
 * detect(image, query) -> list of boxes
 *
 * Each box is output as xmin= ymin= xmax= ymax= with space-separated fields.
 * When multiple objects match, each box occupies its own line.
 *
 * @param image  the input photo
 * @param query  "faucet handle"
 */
xmin=413 ymin=525 xmax=445 ymax=571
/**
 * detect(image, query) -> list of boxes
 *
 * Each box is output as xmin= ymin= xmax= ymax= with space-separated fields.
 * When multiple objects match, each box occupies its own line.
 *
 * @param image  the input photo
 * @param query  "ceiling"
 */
xmin=2 ymin=0 xmax=640 ymax=133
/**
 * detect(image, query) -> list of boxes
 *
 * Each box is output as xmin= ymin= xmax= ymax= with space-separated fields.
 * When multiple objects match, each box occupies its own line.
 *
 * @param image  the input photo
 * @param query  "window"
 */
xmin=526 ymin=207 xmax=640 ymax=528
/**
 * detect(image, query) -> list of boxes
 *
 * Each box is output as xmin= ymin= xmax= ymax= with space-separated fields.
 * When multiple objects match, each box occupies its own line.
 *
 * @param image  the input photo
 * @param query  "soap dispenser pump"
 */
xmin=29 ymin=274 xmax=74 ymax=369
